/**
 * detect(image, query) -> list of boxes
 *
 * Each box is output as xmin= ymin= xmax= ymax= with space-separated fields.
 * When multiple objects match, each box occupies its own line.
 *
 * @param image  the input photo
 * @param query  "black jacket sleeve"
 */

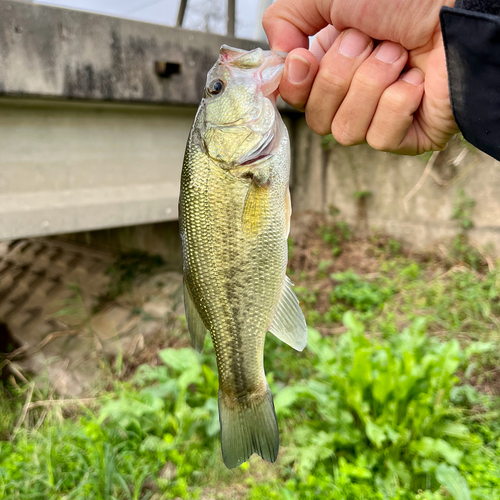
xmin=440 ymin=1 xmax=500 ymax=161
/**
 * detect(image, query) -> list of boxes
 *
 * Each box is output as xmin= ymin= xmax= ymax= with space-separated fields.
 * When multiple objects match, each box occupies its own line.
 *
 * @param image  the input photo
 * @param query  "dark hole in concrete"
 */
xmin=155 ymin=61 xmax=181 ymax=78
xmin=0 ymin=323 xmax=19 ymax=354
xmin=0 ymin=322 xmax=21 ymax=381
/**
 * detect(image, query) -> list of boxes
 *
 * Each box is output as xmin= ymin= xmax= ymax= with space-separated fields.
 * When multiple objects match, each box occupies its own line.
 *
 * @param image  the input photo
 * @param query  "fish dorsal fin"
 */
xmin=269 ymin=276 xmax=307 ymax=351
xmin=183 ymin=278 xmax=208 ymax=353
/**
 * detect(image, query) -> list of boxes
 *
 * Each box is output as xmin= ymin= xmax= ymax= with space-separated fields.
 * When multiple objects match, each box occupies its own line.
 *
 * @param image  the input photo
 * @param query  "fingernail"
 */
xmin=287 ymin=55 xmax=311 ymax=84
xmin=375 ymin=42 xmax=403 ymax=63
xmin=338 ymin=29 xmax=370 ymax=58
xmin=401 ymin=68 xmax=424 ymax=86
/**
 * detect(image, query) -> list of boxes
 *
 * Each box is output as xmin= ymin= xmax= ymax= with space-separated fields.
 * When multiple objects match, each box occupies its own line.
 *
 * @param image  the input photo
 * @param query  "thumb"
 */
xmin=262 ymin=0 xmax=332 ymax=52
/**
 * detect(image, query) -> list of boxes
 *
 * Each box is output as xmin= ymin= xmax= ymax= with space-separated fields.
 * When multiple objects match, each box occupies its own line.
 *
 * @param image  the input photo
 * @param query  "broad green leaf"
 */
xmin=139 ymin=435 xmax=169 ymax=453
xmin=342 ymin=311 xmax=364 ymax=336
xmin=440 ymin=423 xmax=470 ymax=438
xmin=203 ymin=398 xmax=220 ymax=437
xmin=350 ymin=349 xmax=372 ymax=387
xmin=372 ymin=371 xmax=396 ymax=404
xmin=274 ymin=386 xmax=302 ymax=412
xmin=159 ymin=348 xmax=200 ymax=372
xmin=365 ymin=420 xmax=386 ymax=448
xmin=412 ymin=437 xmax=463 ymax=466
xmin=465 ymin=341 xmax=496 ymax=357
xmin=435 ymin=463 xmax=471 ymax=500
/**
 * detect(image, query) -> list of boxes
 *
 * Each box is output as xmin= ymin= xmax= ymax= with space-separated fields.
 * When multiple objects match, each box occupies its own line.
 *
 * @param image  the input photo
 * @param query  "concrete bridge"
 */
xmin=0 ymin=0 xmax=278 ymax=244
xmin=2 ymin=0 xmax=500 ymax=259
xmin=1 ymin=0 xmax=500 ymax=394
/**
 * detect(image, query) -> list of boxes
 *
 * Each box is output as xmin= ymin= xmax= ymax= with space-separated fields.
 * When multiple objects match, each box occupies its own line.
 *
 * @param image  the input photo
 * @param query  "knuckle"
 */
xmin=351 ymin=71 xmax=382 ymax=94
xmin=367 ymin=138 xmax=387 ymax=151
xmin=316 ymin=66 xmax=349 ymax=96
xmin=261 ymin=11 xmax=272 ymax=31
xmin=366 ymin=131 xmax=396 ymax=152
xmin=331 ymin=123 xmax=364 ymax=147
xmin=334 ymin=134 xmax=358 ymax=147
xmin=305 ymin=111 xmax=331 ymax=136
xmin=379 ymin=87 xmax=409 ymax=114
xmin=261 ymin=7 xmax=279 ymax=36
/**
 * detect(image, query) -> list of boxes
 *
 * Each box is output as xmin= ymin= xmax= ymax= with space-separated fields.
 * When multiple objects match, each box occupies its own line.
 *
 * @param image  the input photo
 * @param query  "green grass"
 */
xmin=1 ymin=225 xmax=500 ymax=499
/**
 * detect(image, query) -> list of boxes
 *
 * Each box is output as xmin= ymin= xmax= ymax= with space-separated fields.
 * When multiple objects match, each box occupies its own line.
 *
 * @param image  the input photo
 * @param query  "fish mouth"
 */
xmin=218 ymin=46 xmax=286 ymax=98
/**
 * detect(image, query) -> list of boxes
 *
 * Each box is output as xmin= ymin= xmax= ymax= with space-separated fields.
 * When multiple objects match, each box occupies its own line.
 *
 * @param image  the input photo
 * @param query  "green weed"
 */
xmin=0 ymin=348 xmax=222 ymax=499
xmin=353 ymin=190 xmax=372 ymax=201
xmin=268 ymin=314 xmax=500 ymax=499
xmin=96 ymin=251 xmax=166 ymax=309
xmin=324 ymin=271 xmax=394 ymax=323
xmin=452 ymin=190 xmax=475 ymax=231
xmin=2 ymin=223 xmax=500 ymax=499
xmin=319 ymin=222 xmax=352 ymax=257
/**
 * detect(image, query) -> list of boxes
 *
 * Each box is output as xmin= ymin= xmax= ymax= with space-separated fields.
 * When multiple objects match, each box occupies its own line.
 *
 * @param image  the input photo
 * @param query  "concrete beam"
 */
xmin=0 ymin=1 xmax=265 ymax=105
xmin=0 ymin=2 xmax=298 ymax=241
xmin=0 ymin=98 xmax=194 ymax=240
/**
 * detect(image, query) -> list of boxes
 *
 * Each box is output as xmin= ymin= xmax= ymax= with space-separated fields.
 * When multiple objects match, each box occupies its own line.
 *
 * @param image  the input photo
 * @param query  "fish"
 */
xmin=179 ymin=45 xmax=307 ymax=469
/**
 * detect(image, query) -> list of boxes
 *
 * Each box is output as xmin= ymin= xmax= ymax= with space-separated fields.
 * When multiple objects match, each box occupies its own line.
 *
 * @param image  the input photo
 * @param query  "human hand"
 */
xmin=263 ymin=0 xmax=459 ymax=155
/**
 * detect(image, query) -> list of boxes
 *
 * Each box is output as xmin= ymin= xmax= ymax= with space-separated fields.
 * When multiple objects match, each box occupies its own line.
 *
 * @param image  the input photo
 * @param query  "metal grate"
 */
xmin=0 ymin=238 xmax=112 ymax=348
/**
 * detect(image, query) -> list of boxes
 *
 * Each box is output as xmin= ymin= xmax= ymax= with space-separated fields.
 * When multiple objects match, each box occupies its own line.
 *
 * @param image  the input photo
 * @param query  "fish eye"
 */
xmin=207 ymin=79 xmax=225 ymax=96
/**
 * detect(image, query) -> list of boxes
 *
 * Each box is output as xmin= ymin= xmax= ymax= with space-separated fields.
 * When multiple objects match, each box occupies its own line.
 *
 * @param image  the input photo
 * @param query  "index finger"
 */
xmin=262 ymin=0 xmax=333 ymax=52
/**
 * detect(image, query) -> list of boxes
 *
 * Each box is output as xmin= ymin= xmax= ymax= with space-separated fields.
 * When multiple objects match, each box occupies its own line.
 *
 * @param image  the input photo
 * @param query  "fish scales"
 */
xmin=181 ymin=144 xmax=287 ymax=394
xmin=179 ymin=45 xmax=307 ymax=469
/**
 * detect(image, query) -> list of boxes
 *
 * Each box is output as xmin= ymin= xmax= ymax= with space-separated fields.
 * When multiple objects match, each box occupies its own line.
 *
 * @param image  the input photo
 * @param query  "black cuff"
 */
xmin=440 ymin=7 xmax=500 ymax=161
xmin=455 ymin=0 xmax=500 ymax=16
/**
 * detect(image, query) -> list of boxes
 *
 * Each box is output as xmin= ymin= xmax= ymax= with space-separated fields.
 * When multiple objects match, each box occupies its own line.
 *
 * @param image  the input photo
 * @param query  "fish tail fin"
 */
xmin=218 ymin=387 xmax=279 ymax=469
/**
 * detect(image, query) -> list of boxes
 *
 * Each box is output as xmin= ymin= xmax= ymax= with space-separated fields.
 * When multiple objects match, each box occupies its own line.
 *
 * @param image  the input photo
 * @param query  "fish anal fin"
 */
xmin=219 ymin=387 xmax=279 ymax=469
xmin=183 ymin=279 xmax=208 ymax=353
xmin=269 ymin=276 xmax=307 ymax=351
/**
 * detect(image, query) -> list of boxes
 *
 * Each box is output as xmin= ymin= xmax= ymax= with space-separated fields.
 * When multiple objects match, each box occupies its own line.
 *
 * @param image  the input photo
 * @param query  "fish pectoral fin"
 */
xmin=269 ymin=276 xmax=308 ymax=351
xmin=183 ymin=279 xmax=208 ymax=353
xmin=243 ymin=182 xmax=269 ymax=234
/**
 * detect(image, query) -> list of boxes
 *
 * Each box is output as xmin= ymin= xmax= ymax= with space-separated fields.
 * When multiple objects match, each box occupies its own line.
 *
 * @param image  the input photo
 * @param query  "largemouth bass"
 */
xmin=179 ymin=45 xmax=307 ymax=469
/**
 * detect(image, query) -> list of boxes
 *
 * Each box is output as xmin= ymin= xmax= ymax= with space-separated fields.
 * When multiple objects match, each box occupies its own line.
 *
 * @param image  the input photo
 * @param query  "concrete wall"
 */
xmin=292 ymin=117 xmax=500 ymax=255
xmin=3 ymin=1 xmax=499 ymax=258
xmin=0 ymin=1 xmax=263 ymax=105
xmin=58 ymin=220 xmax=183 ymax=270
xmin=0 ymin=1 xmax=269 ymax=242
xmin=0 ymin=98 xmax=195 ymax=240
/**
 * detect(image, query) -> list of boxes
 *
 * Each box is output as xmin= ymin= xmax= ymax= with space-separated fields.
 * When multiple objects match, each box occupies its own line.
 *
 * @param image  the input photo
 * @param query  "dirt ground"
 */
xmin=0 ymin=238 xmax=187 ymax=395
xmin=1 ymin=213 xmax=496 ymax=397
